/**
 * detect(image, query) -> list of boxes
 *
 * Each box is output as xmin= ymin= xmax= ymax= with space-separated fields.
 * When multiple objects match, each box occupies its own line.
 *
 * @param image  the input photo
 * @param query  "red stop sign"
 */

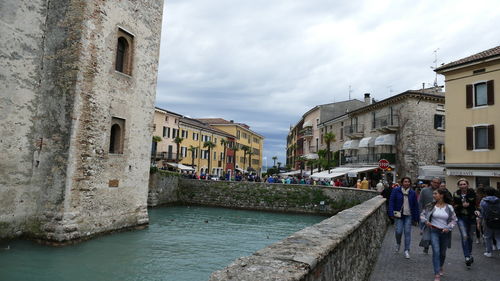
xmin=378 ymin=159 xmax=390 ymax=170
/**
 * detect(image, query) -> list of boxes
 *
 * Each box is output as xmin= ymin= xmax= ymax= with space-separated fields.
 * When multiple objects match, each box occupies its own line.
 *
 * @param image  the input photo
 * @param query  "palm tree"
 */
xmin=174 ymin=136 xmax=184 ymax=164
xmin=220 ymin=139 xmax=228 ymax=175
xmin=203 ymin=140 xmax=216 ymax=176
xmin=272 ymin=156 xmax=278 ymax=167
xmin=296 ymin=156 xmax=307 ymax=177
xmin=306 ymin=159 xmax=316 ymax=176
xmin=188 ymin=145 xmax=198 ymax=169
xmin=277 ymin=162 xmax=282 ymax=170
xmin=232 ymin=143 xmax=239 ymax=179
xmin=241 ymin=145 xmax=250 ymax=169
xmin=247 ymin=150 xmax=254 ymax=169
xmin=323 ymin=132 xmax=336 ymax=173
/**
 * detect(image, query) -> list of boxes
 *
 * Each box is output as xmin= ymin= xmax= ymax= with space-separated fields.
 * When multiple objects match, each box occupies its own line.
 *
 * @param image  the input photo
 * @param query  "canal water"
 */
xmin=0 ymin=206 xmax=327 ymax=281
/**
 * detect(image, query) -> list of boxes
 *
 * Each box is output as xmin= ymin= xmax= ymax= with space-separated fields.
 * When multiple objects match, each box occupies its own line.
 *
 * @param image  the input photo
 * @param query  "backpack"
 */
xmin=485 ymin=200 xmax=500 ymax=230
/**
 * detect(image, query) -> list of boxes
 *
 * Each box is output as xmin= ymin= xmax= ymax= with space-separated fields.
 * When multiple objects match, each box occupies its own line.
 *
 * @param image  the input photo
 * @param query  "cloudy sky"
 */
xmin=155 ymin=0 xmax=500 ymax=167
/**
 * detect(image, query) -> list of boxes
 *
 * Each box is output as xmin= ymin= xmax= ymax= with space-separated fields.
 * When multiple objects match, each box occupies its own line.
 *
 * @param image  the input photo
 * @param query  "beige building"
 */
xmin=436 ymin=46 xmax=500 ymax=190
xmin=152 ymin=107 xmax=183 ymax=164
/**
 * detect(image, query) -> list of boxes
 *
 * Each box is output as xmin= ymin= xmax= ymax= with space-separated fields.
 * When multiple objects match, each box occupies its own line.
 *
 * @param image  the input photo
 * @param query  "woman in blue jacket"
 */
xmin=388 ymin=177 xmax=420 ymax=259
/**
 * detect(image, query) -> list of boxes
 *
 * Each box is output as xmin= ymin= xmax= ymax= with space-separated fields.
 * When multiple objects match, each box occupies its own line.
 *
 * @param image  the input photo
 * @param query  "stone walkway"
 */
xmin=369 ymin=224 xmax=499 ymax=281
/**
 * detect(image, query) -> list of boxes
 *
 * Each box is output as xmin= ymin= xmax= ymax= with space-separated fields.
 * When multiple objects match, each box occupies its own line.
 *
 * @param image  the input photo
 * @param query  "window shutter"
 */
xmin=466 ymin=84 xmax=473 ymax=108
xmin=466 ymin=127 xmax=473 ymax=150
xmin=434 ymin=115 xmax=439 ymax=129
xmin=487 ymin=80 xmax=495 ymax=105
xmin=488 ymin=125 xmax=495 ymax=149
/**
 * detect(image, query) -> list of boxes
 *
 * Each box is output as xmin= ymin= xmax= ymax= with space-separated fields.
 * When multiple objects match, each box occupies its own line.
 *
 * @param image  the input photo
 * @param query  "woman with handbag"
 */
xmin=388 ymin=177 xmax=420 ymax=259
xmin=421 ymin=188 xmax=458 ymax=281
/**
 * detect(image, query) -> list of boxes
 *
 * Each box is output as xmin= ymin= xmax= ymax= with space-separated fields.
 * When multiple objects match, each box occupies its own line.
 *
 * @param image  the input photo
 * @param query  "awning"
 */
xmin=279 ymin=170 xmax=301 ymax=176
xmin=346 ymin=166 xmax=378 ymax=177
xmin=374 ymin=134 xmax=395 ymax=146
xmin=303 ymin=153 xmax=319 ymax=160
xmin=311 ymin=167 xmax=352 ymax=180
xmin=359 ymin=137 xmax=375 ymax=148
xmin=418 ymin=165 xmax=445 ymax=180
xmin=342 ymin=139 xmax=360 ymax=150
xmin=166 ymin=162 xmax=195 ymax=171
xmin=303 ymin=120 xmax=312 ymax=127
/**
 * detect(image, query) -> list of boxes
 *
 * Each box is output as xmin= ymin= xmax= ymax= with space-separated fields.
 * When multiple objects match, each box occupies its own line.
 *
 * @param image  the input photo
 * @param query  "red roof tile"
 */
xmin=435 ymin=45 xmax=500 ymax=72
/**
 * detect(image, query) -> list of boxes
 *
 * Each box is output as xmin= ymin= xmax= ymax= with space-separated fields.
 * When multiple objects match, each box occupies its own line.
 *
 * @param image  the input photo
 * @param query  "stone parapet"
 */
xmin=209 ymin=196 xmax=388 ymax=281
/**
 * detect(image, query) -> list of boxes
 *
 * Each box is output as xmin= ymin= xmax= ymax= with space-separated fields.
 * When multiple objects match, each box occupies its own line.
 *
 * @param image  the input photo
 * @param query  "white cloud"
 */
xmin=157 ymin=0 xmax=500 ymax=164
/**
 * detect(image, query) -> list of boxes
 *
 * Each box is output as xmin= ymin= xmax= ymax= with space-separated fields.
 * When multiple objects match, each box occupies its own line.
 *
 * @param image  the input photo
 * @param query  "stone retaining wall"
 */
xmin=209 ymin=196 xmax=388 ymax=281
xmin=148 ymin=171 xmax=180 ymax=206
xmin=177 ymin=178 xmax=378 ymax=215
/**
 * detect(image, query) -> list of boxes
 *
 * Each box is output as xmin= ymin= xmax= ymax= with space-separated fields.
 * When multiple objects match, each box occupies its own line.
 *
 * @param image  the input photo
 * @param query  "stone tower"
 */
xmin=0 ymin=0 xmax=164 ymax=242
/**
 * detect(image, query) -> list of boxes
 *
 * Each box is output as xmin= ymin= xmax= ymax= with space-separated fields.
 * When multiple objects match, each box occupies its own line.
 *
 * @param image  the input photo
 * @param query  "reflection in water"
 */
xmin=0 ymin=206 xmax=327 ymax=281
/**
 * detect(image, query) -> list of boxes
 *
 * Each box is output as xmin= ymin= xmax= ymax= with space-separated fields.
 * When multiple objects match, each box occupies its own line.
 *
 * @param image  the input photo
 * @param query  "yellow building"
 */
xmin=197 ymin=118 xmax=264 ymax=175
xmin=436 ymin=46 xmax=500 ymax=191
xmin=152 ymin=107 xmax=183 ymax=164
xmin=178 ymin=117 xmax=235 ymax=177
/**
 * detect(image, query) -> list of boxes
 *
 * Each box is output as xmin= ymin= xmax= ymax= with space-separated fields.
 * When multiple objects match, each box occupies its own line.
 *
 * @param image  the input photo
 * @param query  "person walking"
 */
xmin=421 ymin=188 xmax=457 ymax=281
xmin=452 ymin=178 xmax=477 ymax=266
xmin=418 ymin=177 xmax=442 ymax=254
xmin=388 ymin=177 xmax=420 ymax=259
xmin=480 ymin=186 xmax=500 ymax=257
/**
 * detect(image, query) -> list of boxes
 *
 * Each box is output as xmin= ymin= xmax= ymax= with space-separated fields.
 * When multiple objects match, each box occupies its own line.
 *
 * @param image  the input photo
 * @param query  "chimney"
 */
xmin=364 ymin=93 xmax=371 ymax=104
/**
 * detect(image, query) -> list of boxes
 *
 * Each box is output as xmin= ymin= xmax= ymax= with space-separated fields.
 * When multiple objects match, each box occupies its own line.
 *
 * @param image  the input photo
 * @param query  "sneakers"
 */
xmin=404 ymin=250 xmax=410 ymax=259
xmin=434 ymin=274 xmax=441 ymax=281
xmin=484 ymin=252 xmax=492 ymax=258
xmin=394 ymin=244 xmax=401 ymax=253
xmin=465 ymin=256 xmax=474 ymax=266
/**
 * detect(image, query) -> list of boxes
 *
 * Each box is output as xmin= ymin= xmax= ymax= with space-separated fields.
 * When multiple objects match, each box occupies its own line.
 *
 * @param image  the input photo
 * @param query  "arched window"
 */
xmin=109 ymin=124 xmax=122 ymax=154
xmin=115 ymin=37 xmax=128 ymax=73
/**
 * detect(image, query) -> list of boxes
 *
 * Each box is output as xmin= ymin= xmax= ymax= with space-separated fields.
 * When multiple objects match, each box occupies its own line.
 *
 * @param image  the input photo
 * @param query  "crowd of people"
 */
xmin=384 ymin=177 xmax=500 ymax=281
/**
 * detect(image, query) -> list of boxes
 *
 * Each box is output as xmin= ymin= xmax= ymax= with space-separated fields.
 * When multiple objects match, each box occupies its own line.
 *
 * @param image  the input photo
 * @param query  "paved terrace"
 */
xmin=369 ymin=225 xmax=499 ymax=281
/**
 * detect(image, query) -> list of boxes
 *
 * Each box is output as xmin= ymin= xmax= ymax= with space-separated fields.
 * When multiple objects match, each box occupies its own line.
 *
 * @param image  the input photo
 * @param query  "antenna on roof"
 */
xmin=387 ymin=85 xmax=393 ymax=95
xmin=430 ymin=48 xmax=440 ymax=87
xmin=348 ymin=85 xmax=352 ymax=100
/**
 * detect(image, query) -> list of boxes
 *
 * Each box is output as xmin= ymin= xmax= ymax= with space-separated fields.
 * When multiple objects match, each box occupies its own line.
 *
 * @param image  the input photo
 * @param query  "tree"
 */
xmin=188 ymin=145 xmax=198 ymax=169
xmin=272 ymin=156 xmax=278 ymax=167
xmin=277 ymin=162 xmax=282 ymax=170
xmin=241 ymin=145 xmax=250 ymax=169
xmin=323 ymin=132 xmax=336 ymax=173
xmin=203 ymin=140 xmax=216 ymax=176
xmin=174 ymin=136 xmax=184 ymax=164
xmin=232 ymin=143 xmax=240 ymax=179
xmin=220 ymin=139 xmax=228 ymax=175
xmin=306 ymin=159 xmax=317 ymax=176
xmin=295 ymin=156 xmax=306 ymax=177
xmin=247 ymin=150 xmax=254 ymax=169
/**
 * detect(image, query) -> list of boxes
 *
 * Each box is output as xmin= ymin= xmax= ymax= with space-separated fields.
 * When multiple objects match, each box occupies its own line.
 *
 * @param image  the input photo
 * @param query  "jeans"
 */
xmin=430 ymin=228 xmax=451 ymax=275
xmin=457 ymin=216 xmax=474 ymax=257
xmin=484 ymin=225 xmax=500 ymax=252
xmin=395 ymin=215 xmax=412 ymax=251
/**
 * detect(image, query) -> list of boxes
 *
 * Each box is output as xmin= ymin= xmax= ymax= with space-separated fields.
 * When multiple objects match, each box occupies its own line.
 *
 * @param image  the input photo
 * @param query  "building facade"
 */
xmin=436 ymin=46 xmax=500 ymax=190
xmin=197 ymin=118 xmax=265 ymax=175
xmin=0 ymin=0 xmax=164 ymax=241
xmin=152 ymin=108 xmax=183 ymax=164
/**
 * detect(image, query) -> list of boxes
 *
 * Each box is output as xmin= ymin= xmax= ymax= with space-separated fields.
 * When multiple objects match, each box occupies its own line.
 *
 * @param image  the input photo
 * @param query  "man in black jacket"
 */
xmin=453 ymin=178 xmax=477 ymax=266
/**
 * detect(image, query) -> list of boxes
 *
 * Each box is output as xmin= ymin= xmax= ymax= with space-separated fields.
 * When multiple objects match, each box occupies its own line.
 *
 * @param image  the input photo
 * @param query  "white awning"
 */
xmin=303 ymin=120 xmax=312 ymax=127
xmin=418 ymin=165 xmax=445 ymax=180
xmin=374 ymin=134 xmax=395 ymax=146
xmin=279 ymin=170 xmax=301 ymax=176
xmin=166 ymin=162 xmax=195 ymax=171
xmin=303 ymin=153 xmax=319 ymax=160
xmin=359 ymin=137 xmax=375 ymax=148
xmin=311 ymin=167 xmax=352 ymax=180
xmin=346 ymin=166 xmax=378 ymax=177
xmin=342 ymin=139 xmax=360 ymax=150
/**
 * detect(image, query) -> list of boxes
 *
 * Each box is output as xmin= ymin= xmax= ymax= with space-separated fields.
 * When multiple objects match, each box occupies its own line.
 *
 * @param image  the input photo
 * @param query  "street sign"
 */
xmin=378 ymin=159 xmax=390 ymax=170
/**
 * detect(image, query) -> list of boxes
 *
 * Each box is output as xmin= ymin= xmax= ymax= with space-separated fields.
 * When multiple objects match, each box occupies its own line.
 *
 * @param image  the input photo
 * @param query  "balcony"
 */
xmin=300 ymin=127 xmax=313 ymax=138
xmin=151 ymin=152 xmax=180 ymax=162
xmin=374 ymin=114 xmax=399 ymax=132
xmin=341 ymin=153 xmax=396 ymax=165
xmin=343 ymin=124 xmax=364 ymax=139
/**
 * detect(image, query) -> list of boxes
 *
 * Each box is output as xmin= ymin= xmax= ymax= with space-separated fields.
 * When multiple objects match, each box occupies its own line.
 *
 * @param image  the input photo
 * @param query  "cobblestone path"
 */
xmin=369 ymin=225 xmax=499 ymax=281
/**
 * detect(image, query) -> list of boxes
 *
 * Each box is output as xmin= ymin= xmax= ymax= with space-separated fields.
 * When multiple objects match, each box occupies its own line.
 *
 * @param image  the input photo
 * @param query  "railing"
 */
xmin=344 ymin=124 xmax=364 ymax=135
xmin=373 ymin=114 xmax=399 ymax=129
xmin=342 ymin=153 xmax=396 ymax=165
xmin=151 ymin=152 xmax=180 ymax=161
xmin=300 ymin=127 xmax=313 ymax=138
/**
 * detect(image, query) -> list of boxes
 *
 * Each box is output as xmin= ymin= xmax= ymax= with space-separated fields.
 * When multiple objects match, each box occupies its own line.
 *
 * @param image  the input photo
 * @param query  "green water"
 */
xmin=0 ymin=206 xmax=327 ymax=281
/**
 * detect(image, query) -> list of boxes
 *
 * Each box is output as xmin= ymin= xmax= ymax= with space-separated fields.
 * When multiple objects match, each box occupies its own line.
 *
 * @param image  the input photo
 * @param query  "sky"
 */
xmin=155 ymin=0 xmax=500 ymax=167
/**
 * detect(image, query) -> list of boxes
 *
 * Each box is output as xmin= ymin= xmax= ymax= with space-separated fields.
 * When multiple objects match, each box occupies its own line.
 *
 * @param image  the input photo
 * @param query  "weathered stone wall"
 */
xmin=0 ymin=0 xmax=164 ymax=242
xmin=178 ymin=179 xmax=378 ymax=215
xmin=148 ymin=171 xmax=180 ymax=207
xmin=209 ymin=196 xmax=388 ymax=281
